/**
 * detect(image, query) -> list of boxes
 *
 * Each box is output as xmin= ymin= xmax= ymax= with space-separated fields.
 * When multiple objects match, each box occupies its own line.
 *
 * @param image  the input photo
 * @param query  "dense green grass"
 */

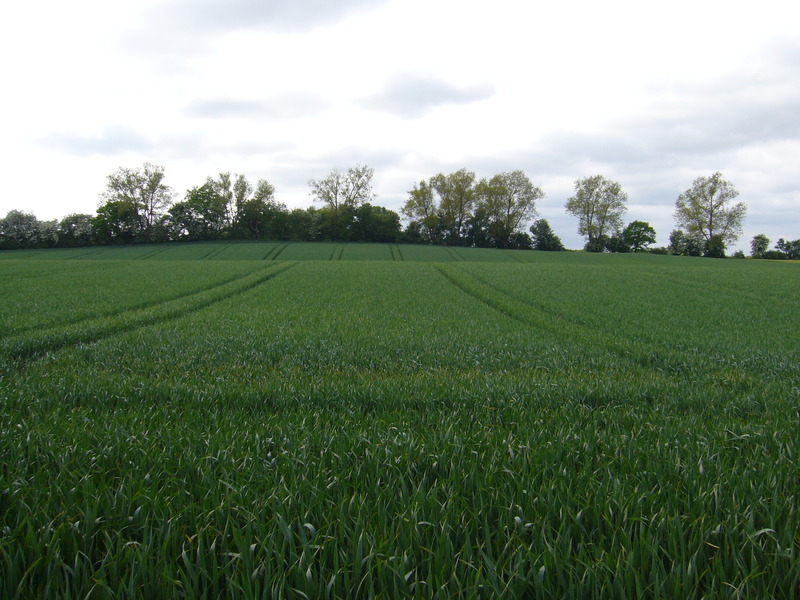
xmin=1 ymin=245 xmax=798 ymax=599
xmin=0 ymin=241 xmax=537 ymax=263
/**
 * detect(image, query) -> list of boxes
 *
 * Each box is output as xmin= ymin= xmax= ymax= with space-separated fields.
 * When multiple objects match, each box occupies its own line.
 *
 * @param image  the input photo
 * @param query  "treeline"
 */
xmin=2 ymin=163 xmax=797 ymax=258
xmin=0 ymin=163 xmax=570 ymax=251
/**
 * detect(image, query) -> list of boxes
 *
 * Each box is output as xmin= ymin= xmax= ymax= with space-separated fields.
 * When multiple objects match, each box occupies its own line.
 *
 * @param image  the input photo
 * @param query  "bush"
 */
xmin=763 ymin=250 xmax=788 ymax=260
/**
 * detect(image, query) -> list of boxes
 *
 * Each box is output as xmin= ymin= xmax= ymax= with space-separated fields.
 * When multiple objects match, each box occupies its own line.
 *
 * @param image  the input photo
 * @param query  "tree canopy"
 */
xmin=674 ymin=172 xmax=745 ymax=249
xmin=565 ymin=175 xmax=628 ymax=251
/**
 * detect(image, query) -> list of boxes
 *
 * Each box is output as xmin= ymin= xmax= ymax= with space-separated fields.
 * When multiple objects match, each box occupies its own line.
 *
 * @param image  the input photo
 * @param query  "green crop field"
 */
xmin=1 ymin=243 xmax=798 ymax=599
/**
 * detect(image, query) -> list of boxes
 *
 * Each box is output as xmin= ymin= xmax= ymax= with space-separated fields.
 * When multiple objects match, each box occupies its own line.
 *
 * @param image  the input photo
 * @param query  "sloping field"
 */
xmin=1 ymin=247 xmax=798 ymax=599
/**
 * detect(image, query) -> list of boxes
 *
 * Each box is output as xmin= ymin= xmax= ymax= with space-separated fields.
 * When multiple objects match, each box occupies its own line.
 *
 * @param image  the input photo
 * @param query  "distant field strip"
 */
xmin=1 ymin=263 xmax=295 ymax=361
xmin=0 ymin=242 xmax=541 ymax=262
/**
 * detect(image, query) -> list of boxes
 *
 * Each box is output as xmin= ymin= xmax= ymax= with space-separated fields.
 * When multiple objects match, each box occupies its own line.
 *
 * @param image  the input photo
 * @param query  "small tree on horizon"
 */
xmin=750 ymin=234 xmax=770 ymax=258
xmin=529 ymin=219 xmax=565 ymax=251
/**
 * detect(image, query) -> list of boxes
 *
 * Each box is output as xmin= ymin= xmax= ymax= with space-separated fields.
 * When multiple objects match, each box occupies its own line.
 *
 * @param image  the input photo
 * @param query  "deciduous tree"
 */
xmin=529 ymin=219 xmax=565 ymax=251
xmin=431 ymin=169 xmax=476 ymax=244
xmin=476 ymin=170 xmax=543 ymax=248
xmin=402 ymin=180 xmax=441 ymax=243
xmin=622 ymin=220 xmax=657 ymax=252
xmin=58 ymin=214 xmax=94 ymax=247
xmin=775 ymin=238 xmax=800 ymax=259
xmin=309 ymin=165 xmax=376 ymax=213
xmin=564 ymin=175 xmax=627 ymax=251
xmin=750 ymin=234 xmax=770 ymax=258
xmin=0 ymin=210 xmax=40 ymax=249
xmin=674 ymin=172 xmax=746 ymax=249
xmin=101 ymin=163 xmax=174 ymax=242
xmin=309 ymin=165 xmax=376 ymax=239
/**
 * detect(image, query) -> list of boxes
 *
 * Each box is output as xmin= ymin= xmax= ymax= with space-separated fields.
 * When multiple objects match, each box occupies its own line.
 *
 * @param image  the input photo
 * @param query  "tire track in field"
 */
xmin=461 ymin=265 xmax=798 ymax=383
xmin=1 ymin=267 xmax=269 ymax=340
xmin=200 ymin=244 xmax=230 ymax=260
xmin=265 ymin=243 xmax=289 ymax=260
xmin=445 ymin=247 xmax=465 ymax=262
xmin=1 ymin=263 xmax=296 ymax=363
xmin=330 ymin=245 xmax=345 ymax=261
xmin=432 ymin=264 xmax=698 ymax=377
xmin=65 ymin=248 xmax=110 ymax=260
xmin=638 ymin=267 xmax=800 ymax=311
xmin=136 ymin=247 xmax=169 ymax=260
xmin=503 ymin=250 xmax=525 ymax=263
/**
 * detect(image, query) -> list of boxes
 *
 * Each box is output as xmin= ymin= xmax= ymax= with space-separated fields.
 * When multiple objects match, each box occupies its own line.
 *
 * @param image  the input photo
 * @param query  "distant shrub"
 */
xmin=732 ymin=250 xmax=745 ymax=258
xmin=763 ymin=250 xmax=788 ymax=260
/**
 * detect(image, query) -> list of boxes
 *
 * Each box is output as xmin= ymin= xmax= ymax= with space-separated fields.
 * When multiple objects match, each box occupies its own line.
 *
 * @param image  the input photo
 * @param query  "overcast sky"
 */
xmin=2 ymin=0 xmax=798 ymax=250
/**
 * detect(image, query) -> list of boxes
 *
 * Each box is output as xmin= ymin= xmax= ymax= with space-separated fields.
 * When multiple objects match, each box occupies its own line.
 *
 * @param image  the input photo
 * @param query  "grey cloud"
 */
xmin=155 ymin=0 xmax=386 ymax=32
xmin=186 ymin=93 xmax=328 ymax=120
xmin=125 ymin=0 xmax=389 ymax=54
xmin=41 ymin=126 xmax=152 ymax=157
xmin=363 ymin=74 xmax=495 ymax=117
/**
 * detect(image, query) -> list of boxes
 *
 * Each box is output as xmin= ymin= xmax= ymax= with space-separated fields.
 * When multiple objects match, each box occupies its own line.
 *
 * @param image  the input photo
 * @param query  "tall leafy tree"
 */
xmin=431 ymin=169 xmax=476 ymax=244
xmin=402 ymin=180 xmax=440 ymax=243
xmin=204 ymin=172 xmax=253 ymax=230
xmin=236 ymin=179 xmax=285 ymax=240
xmin=674 ymin=172 xmax=746 ymax=249
xmin=476 ymin=170 xmax=543 ymax=248
xmin=100 ymin=163 xmax=174 ymax=242
xmin=309 ymin=165 xmax=376 ymax=212
xmin=565 ymin=175 xmax=628 ymax=251
xmin=309 ymin=165 xmax=376 ymax=239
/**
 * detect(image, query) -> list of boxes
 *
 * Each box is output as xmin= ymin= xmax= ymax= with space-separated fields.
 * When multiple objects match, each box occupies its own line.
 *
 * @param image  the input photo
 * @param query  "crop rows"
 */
xmin=0 ymin=242 xmax=540 ymax=263
xmin=1 ymin=251 xmax=798 ymax=598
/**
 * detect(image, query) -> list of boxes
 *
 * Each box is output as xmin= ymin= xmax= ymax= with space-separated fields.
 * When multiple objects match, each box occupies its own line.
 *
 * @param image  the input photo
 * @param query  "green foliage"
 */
xmin=668 ymin=229 xmax=703 ymax=256
xmin=1 ymin=254 xmax=798 ymax=598
xmin=168 ymin=183 xmax=228 ymax=240
xmin=622 ymin=220 xmax=657 ymax=252
xmin=750 ymin=233 xmax=770 ymax=258
xmin=474 ymin=171 xmax=544 ymax=248
xmin=775 ymin=238 xmax=800 ymax=259
xmin=704 ymin=233 xmax=727 ymax=258
xmin=57 ymin=213 xmax=94 ymax=247
xmin=0 ymin=210 xmax=41 ymax=249
xmin=309 ymin=165 xmax=376 ymax=213
xmin=565 ymin=175 xmax=628 ymax=246
xmin=99 ymin=163 xmax=174 ymax=242
xmin=674 ymin=172 xmax=746 ymax=247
